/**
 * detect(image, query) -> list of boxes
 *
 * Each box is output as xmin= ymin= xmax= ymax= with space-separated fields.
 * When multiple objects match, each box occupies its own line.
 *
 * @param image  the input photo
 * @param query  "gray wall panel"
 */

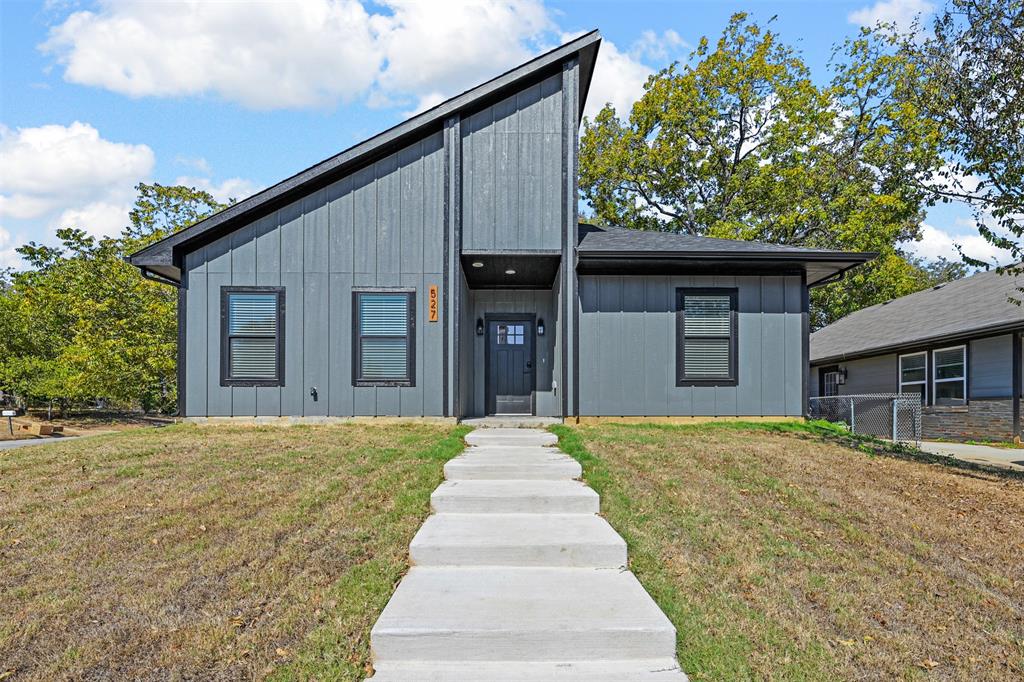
xmin=181 ymin=132 xmax=446 ymax=417
xmin=184 ymin=269 xmax=207 ymax=417
xmin=462 ymin=72 xmax=562 ymax=252
xmin=836 ymin=354 xmax=898 ymax=395
xmin=970 ymin=334 xmax=1012 ymax=398
xmin=578 ymin=274 xmax=803 ymax=416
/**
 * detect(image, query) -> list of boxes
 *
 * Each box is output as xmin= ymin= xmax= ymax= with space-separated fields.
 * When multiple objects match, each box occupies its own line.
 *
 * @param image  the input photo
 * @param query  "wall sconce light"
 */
xmin=838 ymin=368 xmax=847 ymax=385
xmin=476 ymin=318 xmax=484 ymax=336
xmin=537 ymin=318 xmax=545 ymax=336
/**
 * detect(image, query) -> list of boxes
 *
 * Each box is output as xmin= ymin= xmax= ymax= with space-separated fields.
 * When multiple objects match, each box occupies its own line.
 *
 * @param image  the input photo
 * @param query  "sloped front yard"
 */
xmin=0 ymin=423 xmax=467 ymax=680
xmin=552 ymin=422 xmax=1024 ymax=681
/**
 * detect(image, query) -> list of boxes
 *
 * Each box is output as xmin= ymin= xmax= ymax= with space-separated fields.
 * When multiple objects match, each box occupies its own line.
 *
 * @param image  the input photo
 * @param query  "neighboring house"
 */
xmin=129 ymin=32 xmax=870 ymax=421
xmin=810 ymin=268 xmax=1024 ymax=442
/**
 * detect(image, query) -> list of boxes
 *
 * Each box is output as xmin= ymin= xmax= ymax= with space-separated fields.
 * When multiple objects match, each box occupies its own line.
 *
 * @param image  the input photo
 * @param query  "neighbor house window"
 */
xmin=220 ymin=287 xmax=285 ymax=386
xmin=676 ymin=288 xmax=738 ymax=386
xmin=933 ymin=345 xmax=967 ymax=405
xmin=353 ymin=290 xmax=415 ymax=386
xmin=822 ymin=369 xmax=841 ymax=397
xmin=898 ymin=351 xmax=927 ymax=404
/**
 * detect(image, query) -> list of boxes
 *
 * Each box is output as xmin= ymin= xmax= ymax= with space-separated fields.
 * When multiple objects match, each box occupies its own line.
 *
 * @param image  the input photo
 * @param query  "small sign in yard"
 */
xmin=2 ymin=410 xmax=14 ymax=436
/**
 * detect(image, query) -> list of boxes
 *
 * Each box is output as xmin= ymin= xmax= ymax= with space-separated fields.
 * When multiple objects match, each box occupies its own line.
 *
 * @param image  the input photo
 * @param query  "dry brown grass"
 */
xmin=0 ymin=422 xmax=467 ymax=680
xmin=553 ymin=422 xmax=1024 ymax=681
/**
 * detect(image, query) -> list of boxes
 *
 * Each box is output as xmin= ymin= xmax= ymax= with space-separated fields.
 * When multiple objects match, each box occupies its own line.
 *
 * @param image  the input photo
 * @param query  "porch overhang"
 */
xmin=461 ymin=252 xmax=561 ymax=289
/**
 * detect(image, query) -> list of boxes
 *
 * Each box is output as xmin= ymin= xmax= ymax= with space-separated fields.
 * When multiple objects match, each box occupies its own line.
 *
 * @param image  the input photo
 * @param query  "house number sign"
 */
xmin=428 ymin=285 xmax=439 ymax=322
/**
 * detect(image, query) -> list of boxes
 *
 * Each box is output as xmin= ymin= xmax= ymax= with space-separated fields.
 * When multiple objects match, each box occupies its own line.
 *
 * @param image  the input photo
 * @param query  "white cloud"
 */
xmin=377 ymin=0 xmax=552 ymax=103
xmin=580 ymin=36 xmax=650 ymax=121
xmin=910 ymin=222 xmax=1015 ymax=266
xmin=173 ymin=176 xmax=263 ymax=205
xmin=42 ymin=0 xmax=382 ymax=109
xmin=0 ymin=122 xmax=153 ymax=239
xmin=848 ymin=0 xmax=934 ymax=30
xmin=0 ymin=225 xmax=23 ymax=269
xmin=630 ymin=29 xmax=688 ymax=62
xmin=41 ymin=0 xmax=556 ymax=111
xmin=0 ymin=122 xmax=259 ymax=251
xmin=0 ymin=121 xmax=153 ymax=221
xmin=41 ymin=1 xmax=678 ymax=118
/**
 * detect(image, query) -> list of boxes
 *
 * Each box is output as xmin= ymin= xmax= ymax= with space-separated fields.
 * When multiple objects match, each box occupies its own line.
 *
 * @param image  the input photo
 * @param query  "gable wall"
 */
xmin=181 ymin=131 xmax=446 ymax=417
xmin=461 ymin=72 xmax=563 ymax=252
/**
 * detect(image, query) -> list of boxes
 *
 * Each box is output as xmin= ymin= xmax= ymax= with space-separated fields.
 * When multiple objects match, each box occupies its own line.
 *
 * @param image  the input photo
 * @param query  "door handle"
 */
xmin=525 ymin=361 xmax=533 ymax=373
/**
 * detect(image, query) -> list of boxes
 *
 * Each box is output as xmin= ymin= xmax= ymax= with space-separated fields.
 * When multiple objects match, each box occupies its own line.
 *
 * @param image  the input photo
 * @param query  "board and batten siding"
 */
xmin=577 ymin=275 xmax=805 ymax=416
xmin=460 ymin=72 xmax=563 ymax=252
xmin=182 ymin=132 xmax=446 ymax=417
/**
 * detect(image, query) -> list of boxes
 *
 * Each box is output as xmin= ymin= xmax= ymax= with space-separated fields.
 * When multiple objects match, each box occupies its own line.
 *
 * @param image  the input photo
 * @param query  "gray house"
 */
xmin=130 ymin=32 xmax=870 ymax=421
xmin=810 ymin=268 xmax=1024 ymax=442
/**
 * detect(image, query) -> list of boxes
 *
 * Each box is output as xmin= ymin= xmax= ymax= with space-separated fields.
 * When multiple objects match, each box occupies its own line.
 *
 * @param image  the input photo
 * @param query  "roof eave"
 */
xmin=130 ymin=31 xmax=602 ymax=270
xmin=811 ymin=320 xmax=1024 ymax=365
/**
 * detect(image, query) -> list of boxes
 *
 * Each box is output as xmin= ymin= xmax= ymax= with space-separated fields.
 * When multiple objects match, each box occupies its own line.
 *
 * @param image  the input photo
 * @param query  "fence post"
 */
xmin=849 ymin=398 xmax=855 ymax=433
xmin=891 ymin=399 xmax=898 ymax=441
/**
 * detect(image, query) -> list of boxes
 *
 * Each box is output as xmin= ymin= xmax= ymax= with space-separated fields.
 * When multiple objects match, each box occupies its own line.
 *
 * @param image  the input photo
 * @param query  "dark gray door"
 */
xmin=487 ymin=319 xmax=535 ymax=415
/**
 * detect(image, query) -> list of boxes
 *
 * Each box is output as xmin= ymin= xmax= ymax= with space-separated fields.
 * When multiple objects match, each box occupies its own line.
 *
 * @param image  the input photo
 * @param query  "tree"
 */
xmin=906 ymin=0 xmax=1023 ymax=284
xmin=579 ymin=14 xmax=949 ymax=327
xmin=0 ymin=184 xmax=225 ymax=413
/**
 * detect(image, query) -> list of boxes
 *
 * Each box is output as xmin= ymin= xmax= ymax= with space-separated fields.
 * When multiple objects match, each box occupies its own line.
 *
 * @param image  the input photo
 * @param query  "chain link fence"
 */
xmin=808 ymin=393 xmax=922 ymax=445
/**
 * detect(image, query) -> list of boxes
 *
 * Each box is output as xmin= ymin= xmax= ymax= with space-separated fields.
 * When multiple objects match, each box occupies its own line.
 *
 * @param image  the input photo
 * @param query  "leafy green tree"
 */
xmin=579 ymin=14 xmax=948 ymax=327
xmin=904 ymin=0 xmax=1023 ymax=283
xmin=0 ymin=184 xmax=225 ymax=414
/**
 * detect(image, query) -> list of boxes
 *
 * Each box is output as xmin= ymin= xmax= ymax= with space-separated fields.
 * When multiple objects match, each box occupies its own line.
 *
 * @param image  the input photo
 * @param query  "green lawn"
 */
xmin=1 ymin=422 xmax=468 ymax=681
xmin=552 ymin=421 xmax=1024 ymax=681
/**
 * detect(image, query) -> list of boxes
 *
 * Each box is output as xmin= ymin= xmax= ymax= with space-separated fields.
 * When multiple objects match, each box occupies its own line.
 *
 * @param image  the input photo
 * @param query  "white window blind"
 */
xmin=679 ymin=291 xmax=736 ymax=382
xmin=225 ymin=291 xmax=281 ymax=382
xmin=357 ymin=292 xmax=412 ymax=382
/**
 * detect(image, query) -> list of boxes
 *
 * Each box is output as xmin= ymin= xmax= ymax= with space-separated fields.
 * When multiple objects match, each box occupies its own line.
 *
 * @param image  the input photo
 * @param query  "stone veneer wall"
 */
xmin=922 ymin=398 xmax=1016 ymax=442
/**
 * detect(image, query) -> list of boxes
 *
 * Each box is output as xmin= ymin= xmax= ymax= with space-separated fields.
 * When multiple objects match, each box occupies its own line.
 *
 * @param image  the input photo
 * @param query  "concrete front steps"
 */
xmin=431 ymin=480 xmax=600 ymax=514
xmin=410 ymin=513 xmax=626 ymax=567
xmin=369 ymin=659 xmax=686 ymax=681
xmin=366 ymin=428 xmax=687 ymax=681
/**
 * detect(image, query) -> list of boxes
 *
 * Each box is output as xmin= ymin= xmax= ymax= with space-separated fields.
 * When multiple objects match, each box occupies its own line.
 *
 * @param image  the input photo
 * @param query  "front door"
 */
xmin=486 ymin=319 xmax=535 ymax=415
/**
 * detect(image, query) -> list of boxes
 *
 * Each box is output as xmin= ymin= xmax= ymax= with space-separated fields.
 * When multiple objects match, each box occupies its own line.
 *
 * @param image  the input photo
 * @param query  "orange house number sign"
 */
xmin=428 ymin=285 xmax=439 ymax=322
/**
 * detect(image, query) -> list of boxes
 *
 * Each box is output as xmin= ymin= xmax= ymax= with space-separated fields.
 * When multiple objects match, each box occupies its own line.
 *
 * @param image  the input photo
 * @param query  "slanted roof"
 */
xmin=130 ymin=31 xmax=603 ymax=284
xmin=576 ymin=224 xmax=875 ymax=286
xmin=811 ymin=267 xmax=1024 ymax=364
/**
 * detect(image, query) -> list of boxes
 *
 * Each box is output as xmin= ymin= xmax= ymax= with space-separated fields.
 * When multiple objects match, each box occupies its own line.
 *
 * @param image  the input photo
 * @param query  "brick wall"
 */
xmin=922 ymin=398 xmax=1016 ymax=441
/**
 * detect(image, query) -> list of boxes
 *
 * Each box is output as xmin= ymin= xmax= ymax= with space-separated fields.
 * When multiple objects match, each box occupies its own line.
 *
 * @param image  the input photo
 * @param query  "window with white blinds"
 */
xmin=220 ymin=288 xmax=284 ymax=386
xmin=677 ymin=288 xmax=738 ymax=385
xmin=354 ymin=291 xmax=415 ymax=385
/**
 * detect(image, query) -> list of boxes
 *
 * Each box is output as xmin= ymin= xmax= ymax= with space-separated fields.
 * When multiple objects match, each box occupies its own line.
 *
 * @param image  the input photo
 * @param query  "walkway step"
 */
xmin=370 ymin=659 xmax=688 ymax=680
xmin=410 ymin=513 xmax=626 ymax=567
xmin=444 ymin=455 xmax=581 ymax=480
xmin=465 ymin=428 xmax=558 ymax=447
xmin=370 ymin=567 xmax=677 ymax=662
xmin=431 ymin=480 xmax=599 ymax=514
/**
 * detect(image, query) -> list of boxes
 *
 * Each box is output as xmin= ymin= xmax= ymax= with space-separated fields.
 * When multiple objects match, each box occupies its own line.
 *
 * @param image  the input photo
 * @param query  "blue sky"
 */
xmin=0 ymin=0 xmax=1007 ymax=269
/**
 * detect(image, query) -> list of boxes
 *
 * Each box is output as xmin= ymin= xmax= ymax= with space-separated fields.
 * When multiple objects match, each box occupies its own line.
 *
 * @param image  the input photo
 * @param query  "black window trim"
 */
xmin=220 ymin=286 xmax=286 ymax=387
xmin=676 ymin=287 xmax=739 ymax=387
xmin=352 ymin=288 xmax=417 ymax=388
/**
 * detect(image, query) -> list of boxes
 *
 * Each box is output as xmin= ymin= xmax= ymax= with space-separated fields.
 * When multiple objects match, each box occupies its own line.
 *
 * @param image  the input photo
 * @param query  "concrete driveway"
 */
xmin=920 ymin=441 xmax=1024 ymax=472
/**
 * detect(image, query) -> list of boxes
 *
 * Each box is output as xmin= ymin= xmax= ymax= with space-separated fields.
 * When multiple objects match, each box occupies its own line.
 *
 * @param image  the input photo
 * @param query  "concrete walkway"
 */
xmin=920 ymin=440 xmax=1024 ymax=472
xmin=367 ymin=428 xmax=687 ymax=680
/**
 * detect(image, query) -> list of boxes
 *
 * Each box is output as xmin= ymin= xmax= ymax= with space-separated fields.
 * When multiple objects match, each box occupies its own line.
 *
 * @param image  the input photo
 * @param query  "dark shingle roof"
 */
xmin=811 ymin=267 xmax=1024 ymax=363
xmin=576 ymin=224 xmax=875 ymax=285
xmin=578 ymin=224 xmax=858 ymax=255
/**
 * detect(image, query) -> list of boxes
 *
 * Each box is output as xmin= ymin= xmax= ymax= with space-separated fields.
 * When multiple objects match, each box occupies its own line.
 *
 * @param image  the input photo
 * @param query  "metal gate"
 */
xmin=808 ymin=393 xmax=922 ymax=445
